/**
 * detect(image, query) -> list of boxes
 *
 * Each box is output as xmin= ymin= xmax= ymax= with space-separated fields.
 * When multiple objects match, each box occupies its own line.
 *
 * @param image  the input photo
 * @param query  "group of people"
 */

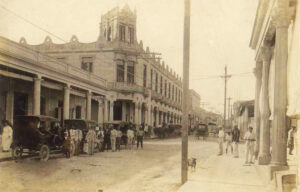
xmin=218 ymin=125 xmax=299 ymax=165
xmin=81 ymin=123 xmax=146 ymax=156
xmin=218 ymin=125 xmax=256 ymax=165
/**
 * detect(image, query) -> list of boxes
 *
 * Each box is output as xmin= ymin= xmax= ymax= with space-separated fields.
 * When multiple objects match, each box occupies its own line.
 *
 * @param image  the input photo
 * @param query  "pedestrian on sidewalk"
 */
xmin=103 ymin=126 xmax=111 ymax=152
xmin=116 ymin=126 xmax=122 ymax=151
xmin=127 ymin=127 xmax=134 ymax=149
xmin=86 ymin=127 xmax=96 ymax=155
xmin=287 ymin=126 xmax=296 ymax=155
xmin=144 ymin=123 xmax=149 ymax=138
xmin=225 ymin=131 xmax=233 ymax=154
xmin=232 ymin=125 xmax=240 ymax=158
xmin=136 ymin=126 xmax=144 ymax=149
xmin=110 ymin=126 xmax=117 ymax=152
xmin=244 ymin=126 xmax=255 ymax=164
xmin=1 ymin=120 xmax=13 ymax=152
xmin=217 ymin=127 xmax=225 ymax=155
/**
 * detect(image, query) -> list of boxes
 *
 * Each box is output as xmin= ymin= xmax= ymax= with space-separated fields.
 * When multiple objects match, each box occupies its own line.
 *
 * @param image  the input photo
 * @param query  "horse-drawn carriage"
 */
xmin=194 ymin=123 xmax=209 ymax=140
xmin=11 ymin=115 xmax=71 ymax=161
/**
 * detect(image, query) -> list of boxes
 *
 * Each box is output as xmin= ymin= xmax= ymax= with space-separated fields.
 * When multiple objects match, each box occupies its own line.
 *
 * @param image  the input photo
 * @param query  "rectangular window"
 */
xmin=150 ymin=70 xmax=153 ymax=89
xmin=175 ymin=87 xmax=177 ymax=102
xmin=143 ymin=65 xmax=147 ymax=87
xmin=160 ymin=76 xmax=163 ymax=95
xmin=168 ymin=83 xmax=171 ymax=98
xmin=129 ymin=27 xmax=134 ymax=44
xmin=172 ymin=85 xmax=174 ymax=100
xmin=127 ymin=61 xmax=134 ymax=84
xmin=165 ymin=80 xmax=167 ymax=97
xmin=81 ymin=57 xmax=93 ymax=72
xmin=155 ymin=73 xmax=158 ymax=92
xmin=119 ymin=25 xmax=126 ymax=42
xmin=116 ymin=60 xmax=125 ymax=82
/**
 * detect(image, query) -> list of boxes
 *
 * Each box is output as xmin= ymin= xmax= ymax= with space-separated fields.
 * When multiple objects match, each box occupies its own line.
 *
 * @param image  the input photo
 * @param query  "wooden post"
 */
xmin=182 ymin=0 xmax=190 ymax=184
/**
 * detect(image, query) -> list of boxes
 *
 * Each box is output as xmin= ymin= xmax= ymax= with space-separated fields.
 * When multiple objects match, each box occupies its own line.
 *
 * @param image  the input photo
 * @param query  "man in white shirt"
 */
xmin=127 ymin=128 xmax=134 ymax=150
xmin=244 ymin=127 xmax=255 ymax=164
xmin=218 ymin=127 xmax=225 ymax=155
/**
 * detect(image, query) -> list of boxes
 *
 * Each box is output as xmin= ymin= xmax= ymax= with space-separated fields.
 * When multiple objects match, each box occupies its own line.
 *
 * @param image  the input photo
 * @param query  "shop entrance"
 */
xmin=13 ymin=92 xmax=28 ymax=118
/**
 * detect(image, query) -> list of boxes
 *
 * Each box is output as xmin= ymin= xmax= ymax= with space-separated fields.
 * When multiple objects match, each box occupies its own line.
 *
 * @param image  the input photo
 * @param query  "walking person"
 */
xmin=110 ymin=126 xmax=117 ymax=152
xmin=1 ymin=120 xmax=13 ymax=152
xmin=225 ymin=131 xmax=233 ymax=154
xmin=288 ymin=126 xmax=297 ymax=155
xmin=244 ymin=126 xmax=255 ymax=164
xmin=217 ymin=127 xmax=225 ymax=155
xmin=127 ymin=127 xmax=134 ymax=150
xmin=136 ymin=126 xmax=144 ymax=149
xmin=116 ymin=126 xmax=122 ymax=151
xmin=232 ymin=125 xmax=240 ymax=158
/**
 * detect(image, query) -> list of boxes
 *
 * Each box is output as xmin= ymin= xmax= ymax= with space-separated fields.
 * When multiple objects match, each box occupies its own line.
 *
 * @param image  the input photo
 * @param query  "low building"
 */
xmin=0 ymin=5 xmax=182 ymax=128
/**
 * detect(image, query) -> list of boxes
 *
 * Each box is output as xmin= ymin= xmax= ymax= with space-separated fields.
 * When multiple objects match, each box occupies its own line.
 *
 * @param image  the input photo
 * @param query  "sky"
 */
xmin=0 ymin=0 xmax=258 ymax=114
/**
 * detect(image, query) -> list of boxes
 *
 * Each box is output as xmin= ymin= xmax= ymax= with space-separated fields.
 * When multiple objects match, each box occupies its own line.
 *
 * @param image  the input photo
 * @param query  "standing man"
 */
xmin=127 ymin=127 xmax=134 ymax=149
xmin=288 ymin=126 xmax=297 ymax=155
xmin=232 ymin=125 xmax=240 ymax=158
xmin=244 ymin=126 xmax=255 ymax=164
xmin=136 ymin=126 xmax=145 ymax=149
xmin=225 ymin=131 xmax=233 ymax=154
xmin=1 ymin=120 xmax=13 ymax=152
xmin=110 ymin=125 xmax=117 ymax=152
xmin=116 ymin=126 xmax=122 ymax=151
xmin=103 ymin=126 xmax=111 ymax=152
xmin=86 ymin=127 xmax=96 ymax=155
xmin=218 ymin=127 xmax=225 ymax=155
xmin=144 ymin=123 xmax=149 ymax=138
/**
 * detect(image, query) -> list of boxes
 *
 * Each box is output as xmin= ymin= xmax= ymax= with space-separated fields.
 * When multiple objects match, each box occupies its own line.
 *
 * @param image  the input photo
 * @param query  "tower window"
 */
xmin=119 ymin=25 xmax=126 ymax=42
xmin=107 ymin=27 xmax=112 ymax=41
xmin=116 ymin=60 xmax=125 ymax=82
xmin=127 ymin=61 xmax=134 ymax=84
xmin=81 ymin=57 xmax=93 ymax=72
xmin=129 ymin=27 xmax=134 ymax=44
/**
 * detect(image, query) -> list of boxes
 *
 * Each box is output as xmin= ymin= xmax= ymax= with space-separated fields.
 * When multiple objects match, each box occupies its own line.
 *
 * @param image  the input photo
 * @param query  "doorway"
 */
xmin=13 ymin=92 xmax=28 ymax=118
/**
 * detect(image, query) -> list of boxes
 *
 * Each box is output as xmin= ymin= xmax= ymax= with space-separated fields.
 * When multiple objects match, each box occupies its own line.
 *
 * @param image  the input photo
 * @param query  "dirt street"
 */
xmin=0 ymin=138 xmax=264 ymax=192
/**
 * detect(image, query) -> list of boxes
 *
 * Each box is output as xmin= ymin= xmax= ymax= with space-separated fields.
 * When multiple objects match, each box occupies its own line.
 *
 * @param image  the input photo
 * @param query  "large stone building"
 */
xmin=250 ymin=0 xmax=300 ymax=188
xmin=0 ymin=5 xmax=182 ymax=128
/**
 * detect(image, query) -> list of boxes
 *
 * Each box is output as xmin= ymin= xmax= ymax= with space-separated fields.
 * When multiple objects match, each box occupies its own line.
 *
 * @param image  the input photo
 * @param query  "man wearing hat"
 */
xmin=244 ymin=126 xmax=255 ymax=164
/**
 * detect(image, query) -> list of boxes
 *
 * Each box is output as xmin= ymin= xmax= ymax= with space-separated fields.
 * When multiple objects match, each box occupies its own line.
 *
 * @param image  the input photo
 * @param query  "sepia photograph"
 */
xmin=0 ymin=0 xmax=299 ymax=191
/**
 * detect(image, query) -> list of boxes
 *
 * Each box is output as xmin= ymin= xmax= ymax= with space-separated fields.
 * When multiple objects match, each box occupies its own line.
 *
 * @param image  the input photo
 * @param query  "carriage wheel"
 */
xmin=39 ymin=145 xmax=50 ymax=161
xmin=11 ymin=146 xmax=23 ymax=159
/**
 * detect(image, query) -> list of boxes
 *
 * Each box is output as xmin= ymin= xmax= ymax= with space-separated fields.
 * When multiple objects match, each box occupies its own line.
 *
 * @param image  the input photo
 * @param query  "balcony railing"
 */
xmin=151 ymin=90 xmax=163 ymax=101
xmin=108 ymin=82 xmax=146 ymax=94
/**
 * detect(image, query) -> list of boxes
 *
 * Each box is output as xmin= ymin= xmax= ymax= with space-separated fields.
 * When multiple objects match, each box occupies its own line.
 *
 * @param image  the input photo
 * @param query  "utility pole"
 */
xmin=221 ymin=66 xmax=231 ymax=130
xmin=182 ymin=0 xmax=190 ymax=185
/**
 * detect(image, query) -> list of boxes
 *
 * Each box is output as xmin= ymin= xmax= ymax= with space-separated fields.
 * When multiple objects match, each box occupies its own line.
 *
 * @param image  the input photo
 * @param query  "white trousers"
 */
xmin=245 ymin=142 xmax=254 ymax=162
